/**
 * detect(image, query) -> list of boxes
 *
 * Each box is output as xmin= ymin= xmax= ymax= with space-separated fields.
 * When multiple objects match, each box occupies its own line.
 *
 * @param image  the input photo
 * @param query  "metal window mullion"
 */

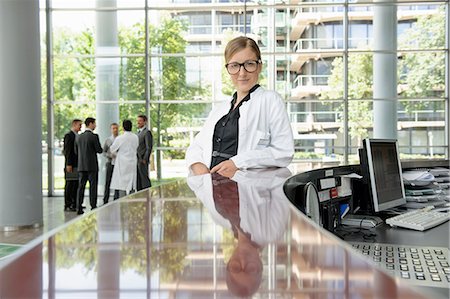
xmin=445 ymin=1 xmax=449 ymax=158
xmin=145 ymin=0 xmax=150 ymax=119
xmin=343 ymin=2 xmax=349 ymax=164
xmin=46 ymin=0 xmax=55 ymax=196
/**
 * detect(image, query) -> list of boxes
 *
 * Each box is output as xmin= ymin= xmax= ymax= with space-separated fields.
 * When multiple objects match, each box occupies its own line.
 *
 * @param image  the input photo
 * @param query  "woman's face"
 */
xmin=227 ymin=47 xmax=262 ymax=95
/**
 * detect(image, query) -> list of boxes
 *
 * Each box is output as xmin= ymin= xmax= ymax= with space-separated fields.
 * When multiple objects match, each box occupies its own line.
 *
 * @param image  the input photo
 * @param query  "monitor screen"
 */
xmin=361 ymin=139 xmax=406 ymax=212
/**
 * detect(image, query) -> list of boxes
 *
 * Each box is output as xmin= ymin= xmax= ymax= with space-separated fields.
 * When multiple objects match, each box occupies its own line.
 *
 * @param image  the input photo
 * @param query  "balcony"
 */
xmin=290 ymin=7 xmax=438 ymax=40
xmin=291 ymin=74 xmax=331 ymax=99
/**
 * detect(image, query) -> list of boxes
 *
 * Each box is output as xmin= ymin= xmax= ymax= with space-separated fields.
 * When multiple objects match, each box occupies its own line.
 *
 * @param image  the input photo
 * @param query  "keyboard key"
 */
xmin=443 ymin=268 xmax=450 ymax=274
xmin=415 ymin=273 xmax=425 ymax=280
xmin=398 ymin=247 xmax=406 ymax=252
xmin=399 ymin=259 xmax=408 ymax=264
xmin=422 ymin=249 xmax=430 ymax=254
xmin=386 ymin=252 xmax=394 ymax=257
xmin=426 ymin=261 xmax=435 ymax=266
xmin=400 ymin=265 xmax=409 ymax=271
xmin=440 ymin=262 xmax=449 ymax=267
xmin=413 ymin=260 xmax=421 ymax=265
xmin=428 ymin=267 xmax=438 ymax=274
xmin=373 ymin=256 xmax=381 ymax=262
xmin=410 ymin=248 xmax=418 ymax=253
xmin=434 ymin=249 xmax=443 ymax=255
xmin=387 ymin=246 xmax=393 ymax=252
xmin=386 ymin=257 xmax=394 ymax=263
xmin=399 ymin=252 xmax=406 ymax=258
xmin=401 ymin=272 xmax=410 ymax=279
xmin=411 ymin=253 xmax=419 ymax=259
xmin=431 ymin=274 xmax=441 ymax=282
xmin=386 ymin=264 xmax=395 ymax=270
xmin=414 ymin=266 xmax=423 ymax=272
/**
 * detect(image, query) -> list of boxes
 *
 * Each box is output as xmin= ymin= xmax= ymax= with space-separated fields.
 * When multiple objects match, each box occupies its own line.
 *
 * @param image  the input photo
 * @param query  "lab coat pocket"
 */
xmin=256 ymin=130 xmax=271 ymax=147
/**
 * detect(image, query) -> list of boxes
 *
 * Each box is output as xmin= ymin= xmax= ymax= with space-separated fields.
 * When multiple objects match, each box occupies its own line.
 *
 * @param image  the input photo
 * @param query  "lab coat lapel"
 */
xmin=238 ymin=100 xmax=249 ymax=134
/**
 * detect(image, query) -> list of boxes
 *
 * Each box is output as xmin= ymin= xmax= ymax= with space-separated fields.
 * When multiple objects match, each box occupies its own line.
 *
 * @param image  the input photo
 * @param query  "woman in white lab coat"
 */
xmin=110 ymin=119 xmax=139 ymax=198
xmin=185 ymin=36 xmax=294 ymax=178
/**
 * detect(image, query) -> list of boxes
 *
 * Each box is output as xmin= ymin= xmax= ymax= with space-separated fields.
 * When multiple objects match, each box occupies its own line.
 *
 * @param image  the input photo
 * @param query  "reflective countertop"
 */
xmin=0 ymin=168 xmax=437 ymax=298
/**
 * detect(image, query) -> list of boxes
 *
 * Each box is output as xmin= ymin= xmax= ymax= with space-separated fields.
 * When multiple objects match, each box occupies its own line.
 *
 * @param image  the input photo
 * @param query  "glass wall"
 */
xmin=40 ymin=0 xmax=449 ymax=194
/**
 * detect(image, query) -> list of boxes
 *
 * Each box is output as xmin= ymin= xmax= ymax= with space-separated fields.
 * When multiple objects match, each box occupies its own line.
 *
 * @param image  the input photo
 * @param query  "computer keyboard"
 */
xmin=385 ymin=207 xmax=450 ymax=231
xmin=350 ymin=242 xmax=450 ymax=288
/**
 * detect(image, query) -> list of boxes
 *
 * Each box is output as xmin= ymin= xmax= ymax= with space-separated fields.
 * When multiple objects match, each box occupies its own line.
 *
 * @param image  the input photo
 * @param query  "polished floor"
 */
xmin=0 ymin=196 xmax=81 ymax=245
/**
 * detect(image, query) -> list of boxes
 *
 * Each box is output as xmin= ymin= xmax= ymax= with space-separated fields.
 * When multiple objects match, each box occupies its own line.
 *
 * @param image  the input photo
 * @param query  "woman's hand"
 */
xmin=210 ymin=160 xmax=238 ymax=178
xmin=190 ymin=162 xmax=210 ymax=175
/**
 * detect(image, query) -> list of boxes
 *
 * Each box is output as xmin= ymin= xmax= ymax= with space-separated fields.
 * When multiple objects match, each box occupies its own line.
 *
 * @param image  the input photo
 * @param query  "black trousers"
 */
xmin=136 ymin=162 xmax=151 ymax=191
xmin=64 ymin=179 xmax=78 ymax=209
xmin=103 ymin=162 xmax=114 ymax=204
xmin=113 ymin=190 xmax=126 ymax=200
xmin=77 ymin=171 xmax=98 ymax=211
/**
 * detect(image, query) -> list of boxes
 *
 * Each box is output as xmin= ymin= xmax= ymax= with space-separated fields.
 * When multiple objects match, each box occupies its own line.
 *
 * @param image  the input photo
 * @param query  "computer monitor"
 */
xmin=359 ymin=139 xmax=406 ymax=212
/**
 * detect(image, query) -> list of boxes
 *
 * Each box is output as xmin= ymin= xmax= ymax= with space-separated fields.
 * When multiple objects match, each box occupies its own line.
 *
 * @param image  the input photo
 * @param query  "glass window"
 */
xmin=42 ymin=1 xmax=449 ymax=193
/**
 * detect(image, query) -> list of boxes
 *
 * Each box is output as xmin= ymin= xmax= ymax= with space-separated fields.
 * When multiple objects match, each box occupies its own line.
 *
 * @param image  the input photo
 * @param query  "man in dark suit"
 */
xmin=75 ymin=117 xmax=103 ymax=214
xmin=63 ymin=119 xmax=82 ymax=211
xmin=136 ymin=114 xmax=153 ymax=191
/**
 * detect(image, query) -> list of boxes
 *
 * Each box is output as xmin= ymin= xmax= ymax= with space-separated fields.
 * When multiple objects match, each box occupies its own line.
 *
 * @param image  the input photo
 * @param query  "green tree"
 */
xmin=398 ymin=10 xmax=445 ymax=100
xmin=119 ymin=18 xmax=211 ymax=158
xmin=320 ymin=10 xmax=445 ymax=142
xmin=320 ymin=54 xmax=373 ymax=143
xmin=46 ymin=17 xmax=211 ymax=156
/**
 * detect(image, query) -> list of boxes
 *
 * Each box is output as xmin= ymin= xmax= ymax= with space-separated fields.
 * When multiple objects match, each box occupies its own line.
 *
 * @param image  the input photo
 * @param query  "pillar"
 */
xmin=0 ymin=0 xmax=42 ymax=229
xmin=373 ymin=0 xmax=398 ymax=139
xmin=95 ymin=0 xmax=120 ymax=194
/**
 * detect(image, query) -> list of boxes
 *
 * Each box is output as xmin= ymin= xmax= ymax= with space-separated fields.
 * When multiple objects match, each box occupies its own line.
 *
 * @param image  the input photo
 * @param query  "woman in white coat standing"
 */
xmin=110 ymin=119 xmax=139 ymax=199
xmin=185 ymin=36 xmax=294 ymax=178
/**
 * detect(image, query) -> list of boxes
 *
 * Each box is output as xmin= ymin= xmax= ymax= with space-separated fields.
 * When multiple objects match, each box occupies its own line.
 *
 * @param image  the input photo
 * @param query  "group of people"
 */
xmin=63 ymin=115 xmax=153 ymax=215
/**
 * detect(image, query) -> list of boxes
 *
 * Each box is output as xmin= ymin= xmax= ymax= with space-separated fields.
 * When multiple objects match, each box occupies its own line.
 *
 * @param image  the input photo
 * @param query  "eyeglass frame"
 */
xmin=225 ymin=59 xmax=262 ymax=75
xmin=227 ymin=259 xmax=261 ymax=274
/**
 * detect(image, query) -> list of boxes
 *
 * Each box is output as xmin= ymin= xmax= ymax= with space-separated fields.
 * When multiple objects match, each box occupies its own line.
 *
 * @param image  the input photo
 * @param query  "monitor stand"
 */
xmin=341 ymin=214 xmax=383 ymax=228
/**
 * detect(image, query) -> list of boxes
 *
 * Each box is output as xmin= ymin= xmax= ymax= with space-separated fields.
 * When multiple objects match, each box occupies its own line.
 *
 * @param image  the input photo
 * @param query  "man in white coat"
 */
xmin=110 ymin=119 xmax=139 ymax=199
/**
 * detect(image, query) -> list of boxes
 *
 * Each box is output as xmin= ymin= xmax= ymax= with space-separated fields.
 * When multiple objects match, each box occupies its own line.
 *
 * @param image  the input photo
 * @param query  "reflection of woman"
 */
xmin=187 ymin=168 xmax=291 ymax=297
xmin=186 ymin=36 xmax=294 ymax=178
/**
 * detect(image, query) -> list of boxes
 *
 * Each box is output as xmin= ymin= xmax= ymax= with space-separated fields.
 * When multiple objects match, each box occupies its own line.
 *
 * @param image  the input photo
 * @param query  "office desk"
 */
xmin=0 ymin=168 xmax=441 ymax=298
xmin=339 ymin=221 xmax=449 ymax=248
xmin=284 ymin=161 xmax=450 ymax=298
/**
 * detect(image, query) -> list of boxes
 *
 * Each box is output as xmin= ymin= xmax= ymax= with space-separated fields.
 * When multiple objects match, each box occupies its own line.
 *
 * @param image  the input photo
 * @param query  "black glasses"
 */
xmin=225 ymin=60 xmax=261 ymax=75
xmin=227 ymin=260 xmax=260 ymax=273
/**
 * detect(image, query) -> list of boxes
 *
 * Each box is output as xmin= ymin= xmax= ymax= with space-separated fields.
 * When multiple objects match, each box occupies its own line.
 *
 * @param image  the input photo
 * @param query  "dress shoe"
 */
xmin=77 ymin=210 xmax=84 ymax=215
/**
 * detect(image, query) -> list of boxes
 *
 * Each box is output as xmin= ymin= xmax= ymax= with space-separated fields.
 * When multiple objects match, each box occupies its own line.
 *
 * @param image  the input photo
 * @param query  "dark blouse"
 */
xmin=210 ymin=84 xmax=260 ymax=169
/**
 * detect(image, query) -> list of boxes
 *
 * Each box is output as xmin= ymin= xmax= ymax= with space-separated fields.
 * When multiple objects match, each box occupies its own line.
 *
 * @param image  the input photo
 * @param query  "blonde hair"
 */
xmin=224 ymin=36 xmax=261 ymax=63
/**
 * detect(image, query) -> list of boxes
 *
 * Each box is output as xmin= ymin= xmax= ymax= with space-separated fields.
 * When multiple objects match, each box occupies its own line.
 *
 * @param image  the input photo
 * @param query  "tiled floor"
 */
xmin=0 ymin=196 xmax=79 ymax=246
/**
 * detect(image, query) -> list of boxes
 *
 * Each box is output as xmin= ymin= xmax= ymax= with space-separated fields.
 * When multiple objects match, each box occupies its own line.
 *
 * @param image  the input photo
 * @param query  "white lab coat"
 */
xmin=187 ymin=168 xmax=292 ymax=247
xmin=110 ymin=132 xmax=139 ymax=193
xmin=185 ymin=86 xmax=294 ymax=172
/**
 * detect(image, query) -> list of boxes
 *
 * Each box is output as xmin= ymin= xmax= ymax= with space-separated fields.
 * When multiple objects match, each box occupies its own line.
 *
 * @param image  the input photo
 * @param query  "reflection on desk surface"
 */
xmin=0 ymin=168 xmax=442 ymax=298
